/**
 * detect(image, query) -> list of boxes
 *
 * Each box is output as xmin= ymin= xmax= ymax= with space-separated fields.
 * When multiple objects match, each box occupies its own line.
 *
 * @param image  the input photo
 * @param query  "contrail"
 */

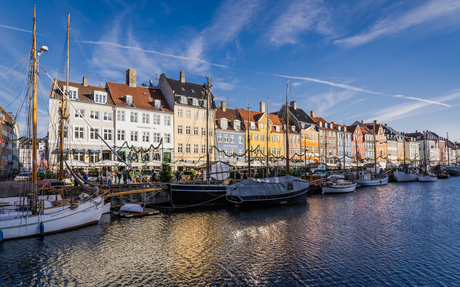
xmin=0 ymin=24 xmax=32 ymax=33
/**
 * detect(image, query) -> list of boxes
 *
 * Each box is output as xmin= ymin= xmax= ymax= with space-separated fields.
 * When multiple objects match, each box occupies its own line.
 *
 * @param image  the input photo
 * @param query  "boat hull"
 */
xmin=322 ymin=183 xmax=357 ymax=194
xmin=227 ymin=188 xmax=309 ymax=208
xmin=0 ymin=197 xmax=104 ymax=241
xmin=169 ymin=184 xmax=229 ymax=207
xmin=418 ymin=175 xmax=437 ymax=182
xmin=394 ymin=170 xmax=418 ymax=182
xmin=357 ymin=175 xmax=389 ymax=186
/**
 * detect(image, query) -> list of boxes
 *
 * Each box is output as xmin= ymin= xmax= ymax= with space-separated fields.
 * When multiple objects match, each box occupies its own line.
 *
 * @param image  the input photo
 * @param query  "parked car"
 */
xmin=15 ymin=172 xmax=30 ymax=181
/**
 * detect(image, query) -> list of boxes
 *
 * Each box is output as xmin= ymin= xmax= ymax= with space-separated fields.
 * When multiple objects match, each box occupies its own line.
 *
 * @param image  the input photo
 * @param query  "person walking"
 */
xmin=82 ymin=171 xmax=88 ymax=182
xmin=116 ymin=170 xmax=122 ymax=184
xmin=127 ymin=172 xmax=132 ymax=184
xmin=98 ymin=172 xmax=103 ymax=184
xmin=106 ymin=170 xmax=113 ymax=185
xmin=123 ymin=171 xmax=128 ymax=184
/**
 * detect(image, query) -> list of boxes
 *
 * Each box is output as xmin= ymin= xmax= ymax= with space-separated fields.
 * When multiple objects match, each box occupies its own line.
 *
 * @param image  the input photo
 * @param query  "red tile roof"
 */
xmin=51 ymin=80 xmax=114 ymax=105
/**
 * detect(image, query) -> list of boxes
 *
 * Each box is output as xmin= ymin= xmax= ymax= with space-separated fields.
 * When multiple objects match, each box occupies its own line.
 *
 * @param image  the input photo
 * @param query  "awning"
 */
xmin=89 ymin=149 xmax=101 ymax=153
xmin=73 ymin=149 xmax=85 ymax=153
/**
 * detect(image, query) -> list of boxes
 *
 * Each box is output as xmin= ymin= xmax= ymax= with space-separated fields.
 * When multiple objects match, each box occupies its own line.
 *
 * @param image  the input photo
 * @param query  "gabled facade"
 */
xmin=405 ymin=131 xmax=437 ymax=166
xmin=0 ymin=105 xmax=20 ymax=177
xmin=381 ymin=124 xmax=405 ymax=165
xmin=158 ymin=71 xmax=215 ymax=163
xmin=404 ymin=135 xmax=420 ymax=165
xmin=215 ymin=101 xmax=245 ymax=163
xmin=308 ymin=111 xmax=337 ymax=166
xmin=348 ymin=125 xmax=365 ymax=163
xmin=107 ymin=69 xmax=174 ymax=163
xmin=354 ymin=120 xmax=387 ymax=168
xmin=333 ymin=123 xmax=352 ymax=167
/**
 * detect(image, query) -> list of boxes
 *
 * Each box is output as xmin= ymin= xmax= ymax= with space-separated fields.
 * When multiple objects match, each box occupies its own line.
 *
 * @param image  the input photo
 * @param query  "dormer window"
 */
xmin=181 ymin=87 xmax=185 ymax=91
xmin=234 ymin=120 xmax=240 ymax=131
xmin=202 ymin=100 xmax=207 ymax=108
xmin=291 ymin=126 xmax=295 ymax=132
xmin=250 ymin=122 xmax=255 ymax=129
xmin=155 ymin=100 xmax=161 ymax=110
xmin=192 ymin=98 xmax=199 ymax=106
xmin=125 ymin=95 xmax=133 ymax=107
xmin=180 ymin=96 xmax=187 ymax=104
xmin=221 ymin=119 xmax=228 ymax=130
xmin=93 ymin=92 xmax=107 ymax=104
xmin=191 ymin=89 xmax=195 ymax=93
xmin=276 ymin=126 xmax=280 ymax=132
xmin=63 ymin=86 xmax=79 ymax=100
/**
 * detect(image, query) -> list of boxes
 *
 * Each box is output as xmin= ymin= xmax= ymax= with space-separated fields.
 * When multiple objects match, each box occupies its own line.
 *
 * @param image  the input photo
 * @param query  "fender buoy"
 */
xmin=39 ymin=222 xmax=45 ymax=235
xmin=0 ymin=230 xmax=3 ymax=242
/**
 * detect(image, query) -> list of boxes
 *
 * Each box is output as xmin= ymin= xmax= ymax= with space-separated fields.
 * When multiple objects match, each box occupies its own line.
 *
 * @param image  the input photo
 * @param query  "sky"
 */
xmin=1 ymin=0 xmax=460 ymax=142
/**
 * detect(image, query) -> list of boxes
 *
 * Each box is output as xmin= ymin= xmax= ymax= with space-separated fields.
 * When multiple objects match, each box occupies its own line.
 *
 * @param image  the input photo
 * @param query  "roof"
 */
xmin=106 ymin=81 xmax=172 ymax=113
xmin=347 ymin=125 xmax=361 ymax=135
xmin=288 ymin=106 xmax=316 ymax=125
xmin=164 ymin=75 xmax=216 ymax=109
xmin=52 ymin=80 xmax=114 ymax=105
xmin=215 ymin=107 xmax=241 ymax=131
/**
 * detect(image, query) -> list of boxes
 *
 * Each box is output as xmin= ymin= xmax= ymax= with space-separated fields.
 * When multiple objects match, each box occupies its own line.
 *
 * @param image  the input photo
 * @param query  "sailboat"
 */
xmin=0 ymin=9 xmax=103 ymax=242
xmin=418 ymin=132 xmax=437 ymax=182
xmin=225 ymin=80 xmax=310 ymax=207
xmin=356 ymin=120 xmax=388 ymax=186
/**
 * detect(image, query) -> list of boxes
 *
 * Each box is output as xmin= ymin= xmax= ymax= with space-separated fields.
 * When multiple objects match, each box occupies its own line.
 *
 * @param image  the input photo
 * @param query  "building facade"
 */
xmin=215 ymin=102 xmax=245 ymax=163
xmin=0 ymin=106 xmax=20 ymax=177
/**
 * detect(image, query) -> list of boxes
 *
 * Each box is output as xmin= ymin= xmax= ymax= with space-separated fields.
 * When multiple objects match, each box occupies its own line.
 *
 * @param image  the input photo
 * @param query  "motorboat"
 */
xmin=394 ymin=169 xmax=418 ymax=182
xmin=418 ymin=173 xmax=437 ymax=182
xmin=321 ymin=174 xmax=357 ymax=194
xmin=356 ymin=171 xmax=389 ymax=186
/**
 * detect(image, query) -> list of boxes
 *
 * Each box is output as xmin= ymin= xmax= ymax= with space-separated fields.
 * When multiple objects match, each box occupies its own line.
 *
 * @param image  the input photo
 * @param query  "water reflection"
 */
xmin=2 ymin=178 xmax=460 ymax=286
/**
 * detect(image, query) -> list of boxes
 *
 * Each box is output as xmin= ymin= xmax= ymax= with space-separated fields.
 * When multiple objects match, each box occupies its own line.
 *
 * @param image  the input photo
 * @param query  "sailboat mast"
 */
xmin=266 ymin=97 xmax=269 ymax=177
xmin=59 ymin=13 xmax=70 ymax=180
xmin=424 ymin=132 xmax=428 ymax=175
xmin=403 ymin=136 xmax=406 ymax=167
xmin=285 ymin=80 xmax=290 ymax=173
xmin=247 ymin=104 xmax=251 ymax=178
xmin=373 ymin=120 xmax=377 ymax=174
xmin=205 ymin=77 xmax=211 ymax=184
xmin=32 ymin=6 xmax=38 ymax=186
xmin=447 ymin=132 xmax=450 ymax=165
xmin=343 ymin=125 xmax=346 ymax=172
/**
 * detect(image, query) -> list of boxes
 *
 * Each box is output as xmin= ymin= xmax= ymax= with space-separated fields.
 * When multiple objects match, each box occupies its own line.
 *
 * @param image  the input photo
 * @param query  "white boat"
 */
xmin=102 ymin=202 xmax=111 ymax=214
xmin=356 ymin=171 xmax=389 ymax=186
xmin=394 ymin=169 xmax=418 ymax=182
xmin=418 ymin=173 xmax=437 ymax=182
xmin=0 ymin=196 xmax=104 ymax=240
xmin=321 ymin=175 xmax=357 ymax=194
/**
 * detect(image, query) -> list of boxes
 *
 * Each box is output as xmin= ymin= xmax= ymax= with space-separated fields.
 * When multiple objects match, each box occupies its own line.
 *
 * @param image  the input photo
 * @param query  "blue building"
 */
xmin=215 ymin=101 xmax=246 ymax=164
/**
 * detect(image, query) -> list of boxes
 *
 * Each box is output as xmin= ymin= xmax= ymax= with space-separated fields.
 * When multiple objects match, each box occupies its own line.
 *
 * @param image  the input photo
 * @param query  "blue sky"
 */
xmin=1 ymin=0 xmax=460 ymax=141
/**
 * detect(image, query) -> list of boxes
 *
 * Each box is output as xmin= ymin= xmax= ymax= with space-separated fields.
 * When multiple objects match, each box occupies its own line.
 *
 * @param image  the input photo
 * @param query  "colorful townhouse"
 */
xmin=406 ymin=131 xmax=437 ymax=166
xmin=308 ymin=111 xmax=337 ymax=167
xmin=404 ymin=134 xmax=420 ymax=165
xmin=280 ymin=118 xmax=301 ymax=160
xmin=333 ymin=123 xmax=352 ymax=168
xmin=277 ymin=102 xmax=319 ymax=164
xmin=0 ymin=105 xmax=20 ymax=177
xmin=107 ymin=69 xmax=174 ymax=163
xmin=214 ymin=101 xmax=246 ymax=163
xmin=381 ymin=124 xmax=405 ymax=165
xmin=348 ymin=125 xmax=365 ymax=163
xmin=158 ymin=71 xmax=216 ymax=163
xmin=354 ymin=121 xmax=387 ymax=168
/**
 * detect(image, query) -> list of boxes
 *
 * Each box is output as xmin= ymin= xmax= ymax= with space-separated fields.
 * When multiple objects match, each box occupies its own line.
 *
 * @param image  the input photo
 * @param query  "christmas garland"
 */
xmin=116 ymin=138 xmax=163 ymax=153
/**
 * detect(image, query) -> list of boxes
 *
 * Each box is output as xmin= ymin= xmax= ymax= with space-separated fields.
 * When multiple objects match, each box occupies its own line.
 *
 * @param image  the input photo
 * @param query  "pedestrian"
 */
xmin=98 ymin=172 xmax=103 ymax=184
xmin=127 ymin=172 xmax=131 ymax=184
xmin=175 ymin=170 xmax=180 ymax=182
xmin=106 ymin=170 xmax=113 ymax=185
xmin=116 ymin=170 xmax=122 ymax=184
xmin=123 ymin=171 xmax=127 ymax=184
xmin=82 ymin=171 xmax=88 ymax=182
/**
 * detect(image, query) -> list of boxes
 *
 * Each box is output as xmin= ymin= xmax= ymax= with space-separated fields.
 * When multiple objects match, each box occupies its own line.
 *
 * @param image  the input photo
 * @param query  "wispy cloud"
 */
xmin=0 ymin=24 xmax=32 ymax=33
xmin=335 ymin=0 xmax=460 ymax=47
xmin=304 ymin=89 xmax=358 ymax=115
xmin=267 ymin=0 xmax=332 ymax=46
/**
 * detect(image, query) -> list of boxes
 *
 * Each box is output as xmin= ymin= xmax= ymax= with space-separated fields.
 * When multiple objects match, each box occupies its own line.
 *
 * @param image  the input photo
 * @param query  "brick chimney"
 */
xmin=290 ymin=101 xmax=297 ymax=109
xmin=260 ymin=102 xmax=266 ymax=113
xmin=82 ymin=76 xmax=88 ymax=87
xmin=221 ymin=101 xmax=226 ymax=112
xmin=180 ymin=71 xmax=185 ymax=83
xmin=311 ymin=110 xmax=315 ymax=117
xmin=126 ymin=68 xmax=136 ymax=87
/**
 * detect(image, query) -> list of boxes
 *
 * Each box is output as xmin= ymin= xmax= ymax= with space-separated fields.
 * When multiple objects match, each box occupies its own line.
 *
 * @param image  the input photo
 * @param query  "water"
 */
xmin=2 ymin=178 xmax=460 ymax=286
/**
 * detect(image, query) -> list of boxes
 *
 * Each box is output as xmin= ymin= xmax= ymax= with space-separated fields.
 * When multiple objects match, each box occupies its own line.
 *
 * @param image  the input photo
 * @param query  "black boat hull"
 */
xmin=227 ymin=188 xmax=309 ymax=208
xmin=169 ymin=184 xmax=230 ymax=207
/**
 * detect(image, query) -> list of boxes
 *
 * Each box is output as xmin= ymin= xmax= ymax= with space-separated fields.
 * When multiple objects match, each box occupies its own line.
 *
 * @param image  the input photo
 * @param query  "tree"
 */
xmin=159 ymin=163 xmax=172 ymax=182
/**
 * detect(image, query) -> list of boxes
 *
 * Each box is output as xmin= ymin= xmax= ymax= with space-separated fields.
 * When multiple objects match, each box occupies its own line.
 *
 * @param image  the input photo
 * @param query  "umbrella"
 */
xmin=130 ymin=162 xmax=145 ymax=167
xmin=145 ymin=160 xmax=163 ymax=167
xmin=168 ymin=161 xmax=195 ymax=168
xmin=94 ymin=160 xmax=122 ymax=167
xmin=65 ymin=159 xmax=94 ymax=167
xmin=234 ymin=161 xmax=248 ymax=167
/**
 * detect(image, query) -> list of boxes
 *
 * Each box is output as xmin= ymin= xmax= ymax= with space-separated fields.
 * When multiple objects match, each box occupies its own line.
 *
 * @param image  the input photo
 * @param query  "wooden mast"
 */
xmin=266 ymin=97 xmax=269 ymax=177
xmin=447 ymin=132 xmax=450 ymax=165
xmin=285 ymin=80 xmax=290 ymax=174
xmin=205 ymin=77 xmax=211 ymax=184
xmin=247 ymin=104 xmax=251 ymax=178
xmin=32 ymin=5 xmax=38 ymax=206
xmin=373 ymin=120 xmax=377 ymax=174
xmin=343 ymin=125 xmax=346 ymax=172
xmin=59 ymin=13 xmax=70 ymax=180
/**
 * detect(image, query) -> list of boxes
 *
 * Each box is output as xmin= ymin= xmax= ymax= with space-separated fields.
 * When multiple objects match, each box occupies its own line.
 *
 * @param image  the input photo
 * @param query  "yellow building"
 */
xmin=302 ymin=126 xmax=319 ymax=163
xmin=236 ymin=108 xmax=285 ymax=161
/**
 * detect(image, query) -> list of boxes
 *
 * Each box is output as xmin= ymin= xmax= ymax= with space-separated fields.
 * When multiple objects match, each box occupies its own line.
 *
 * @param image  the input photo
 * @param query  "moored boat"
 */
xmin=169 ymin=183 xmax=229 ymax=207
xmin=321 ymin=175 xmax=357 ymax=194
xmin=356 ymin=171 xmax=389 ymax=186
xmin=418 ymin=173 xmax=437 ymax=182
xmin=394 ymin=169 xmax=418 ymax=182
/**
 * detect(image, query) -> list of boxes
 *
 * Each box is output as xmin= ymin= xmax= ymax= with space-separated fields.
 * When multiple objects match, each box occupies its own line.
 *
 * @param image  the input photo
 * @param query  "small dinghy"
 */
xmin=113 ymin=203 xmax=159 ymax=218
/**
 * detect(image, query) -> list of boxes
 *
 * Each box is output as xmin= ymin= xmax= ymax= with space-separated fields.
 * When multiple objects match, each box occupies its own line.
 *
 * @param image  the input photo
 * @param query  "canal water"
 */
xmin=2 ymin=177 xmax=460 ymax=286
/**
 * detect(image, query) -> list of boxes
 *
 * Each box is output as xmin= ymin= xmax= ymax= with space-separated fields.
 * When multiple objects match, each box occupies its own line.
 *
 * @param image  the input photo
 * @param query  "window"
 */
xmin=230 ymin=149 xmax=234 ymax=156
xmin=117 ymin=110 xmax=125 ymax=121
xmin=261 ymin=134 xmax=264 ymax=142
xmin=186 ymin=126 xmax=191 ymax=135
xmin=249 ymin=133 xmax=252 ymax=140
xmin=239 ymin=136 xmax=243 ymax=144
xmin=74 ymin=127 xmax=84 ymax=139
xmin=180 ymin=96 xmax=187 ymax=104
xmin=193 ymin=111 xmax=198 ymax=119
xmin=164 ymin=133 xmax=171 ymax=144
xmin=103 ymin=129 xmax=113 ymax=141
xmin=250 ymin=122 xmax=255 ymax=129
xmin=186 ymin=143 xmax=191 ymax=154
xmin=90 ymin=111 xmax=99 ymax=120
xmin=103 ymin=112 xmax=112 ymax=121
xmin=272 ymin=135 xmax=275 ymax=142
xmin=261 ymin=146 xmax=265 ymax=154
xmin=142 ymin=113 xmax=150 ymax=124
xmin=224 ymin=134 xmax=229 ymax=143
xmin=194 ymin=144 xmax=198 ymax=154
xmin=277 ymin=136 xmax=280 ymax=143
xmin=201 ymin=144 xmax=206 ymax=154
xmin=93 ymin=93 xmax=107 ymax=104
xmin=178 ymin=125 xmax=183 ymax=134
xmin=224 ymin=149 xmax=229 ymax=157
xmin=90 ymin=128 xmax=99 ymax=140
xmin=153 ymin=133 xmax=160 ymax=142
xmin=178 ymin=143 xmax=183 ymax=153
xmin=142 ymin=132 xmax=150 ymax=142
xmin=192 ymin=98 xmax=199 ymax=106
xmin=254 ymin=134 xmax=259 ymax=141
xmin=209 ymin=128 xmax=213 ymax=137
xmin=234 ymin=122 xmax=240 ymax=131
xmin=178 ymin=109 xmax=183 ymax=117
xmin=130 ymin=131 xmax=138 ymax=141
xmin=230 ymin=135 xmax=235 ymax=143
xmin=201 ymin=127 xmax=206 ymax=136
xmin=272 ymin=147 xmax=276 ymax=154
xmin=153 ymin=114 xmax=160 ymax=125
xmin=194 ymin=127 xmax=198 ymax=135
xmin=277 ymin=148 xmax=280 ymax=155
xmin=201 ymin=112 xmax=205 ymax=120
xmin=130 ymin=112 xmax=138 ymax=123
xmin=218 ymin=134 xmax=223 ymax=143
xmin=117 ymin=130 xmax=125 ymax=141
xmin=186 ymin=110 xmax=190 ymax=118
xmin=75 ymin=109 xmax=84 ymax=118
xmin=164 ymin=116 xmax=171 ymax=126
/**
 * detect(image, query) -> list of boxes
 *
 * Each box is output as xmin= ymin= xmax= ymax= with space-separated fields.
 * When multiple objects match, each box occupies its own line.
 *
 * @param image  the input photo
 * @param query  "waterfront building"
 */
xmin=49 ymin=77 xmax=115 ymax=165
xmin=215 ymin=101 xmax=245 ymax=164
xmin=381 ymin=124 xmax=405 ymax=165
xmin=333 ymin=123 xmax=352 ymax=168
xmin=406 ymin=131 xmax=437 ymax=166
xmin=236 ymin=104 xmax=285 ymax=162
xmin=404 ymin=135 xmax=420 ymax=165
xmin=446 ymin=140 xmax=456 ymax=165
xmin=354 ymin=121 xmax=387 ymax=169
xmin=107 ymin=69 xmax=174 ymax=163
xmin=309 ymin=114 xmax=337 ymax=167
xmin=347 ymin=125 xmax=365 ymax=165
xmin=0 ymin=105 xmax=20 ymax=177
xmin=280 ymin=118 xmax=301 ymax=160
xmin=18 ymin=137 xmax=47 ymax=171
xmin=158 ymin=71 xmax=215 ymax=163
xmin=277 ymin=102 xmax=319 ymax=164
